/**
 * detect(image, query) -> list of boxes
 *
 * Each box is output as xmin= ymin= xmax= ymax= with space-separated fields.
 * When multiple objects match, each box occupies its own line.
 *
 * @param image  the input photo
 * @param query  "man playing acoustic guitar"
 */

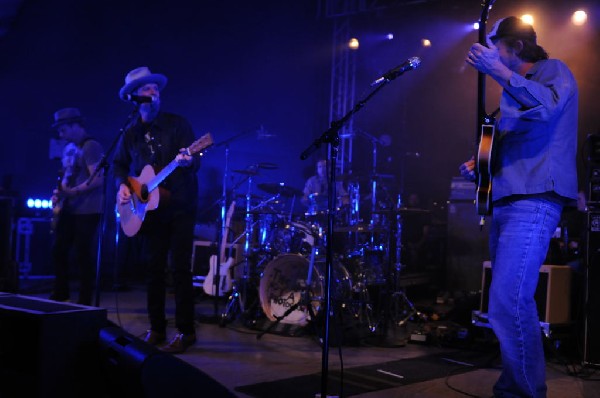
xmin=461 ymin=16 xmax=578 ymax=397
xmin=114 ymin=67 xmax=201 ymax=354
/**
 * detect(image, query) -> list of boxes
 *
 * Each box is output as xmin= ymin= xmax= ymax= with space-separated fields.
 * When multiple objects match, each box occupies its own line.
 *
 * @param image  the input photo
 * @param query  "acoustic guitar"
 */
xmin=117 ymin=133 xmax=213 ymax=237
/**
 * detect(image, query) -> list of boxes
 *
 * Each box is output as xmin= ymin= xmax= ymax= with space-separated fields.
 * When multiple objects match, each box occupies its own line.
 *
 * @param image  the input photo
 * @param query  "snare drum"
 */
xmin=259 ymin=253 xmax=352 ymax=326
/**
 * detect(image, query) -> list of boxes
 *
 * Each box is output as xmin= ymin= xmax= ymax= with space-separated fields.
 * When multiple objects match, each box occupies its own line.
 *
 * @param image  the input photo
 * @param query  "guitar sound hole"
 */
xmin=140 ymin=185 xmax=149 ymax=201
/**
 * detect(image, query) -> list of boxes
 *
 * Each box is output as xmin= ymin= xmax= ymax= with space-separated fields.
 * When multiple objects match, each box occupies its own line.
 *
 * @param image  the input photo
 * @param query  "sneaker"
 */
xmin=143 ymin=330 xmax=166 ymax=346
xmin=160 ymin=332 xmax=197 ymax=354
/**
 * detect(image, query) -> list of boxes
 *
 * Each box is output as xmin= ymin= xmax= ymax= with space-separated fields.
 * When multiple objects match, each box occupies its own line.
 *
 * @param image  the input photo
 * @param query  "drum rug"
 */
xmin=234 ymin=349 xmax=496 ymax=397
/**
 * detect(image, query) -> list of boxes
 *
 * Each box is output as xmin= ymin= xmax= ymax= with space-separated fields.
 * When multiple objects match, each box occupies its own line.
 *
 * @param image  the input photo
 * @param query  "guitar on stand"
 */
xmin=475 ymin=0 xmax=498 ymax=227
xmin=204 ymin=201 xmax=236 ymax=296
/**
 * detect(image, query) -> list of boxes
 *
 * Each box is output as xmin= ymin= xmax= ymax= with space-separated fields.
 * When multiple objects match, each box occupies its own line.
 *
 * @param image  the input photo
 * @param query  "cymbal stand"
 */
xmin=387 ymin=208 xmax=422 ymax=328
xmin=221 ymin=174 xmax=260 ymax=325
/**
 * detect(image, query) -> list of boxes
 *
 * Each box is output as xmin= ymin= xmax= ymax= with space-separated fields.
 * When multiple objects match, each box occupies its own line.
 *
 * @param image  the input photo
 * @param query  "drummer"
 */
xmin=302 ymin=159 xmax=349 ymax=213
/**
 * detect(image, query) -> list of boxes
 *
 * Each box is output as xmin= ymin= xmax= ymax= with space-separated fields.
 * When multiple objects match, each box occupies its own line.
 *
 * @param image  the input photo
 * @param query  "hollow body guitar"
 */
xmin=117 ymin=133 xmax=213 ymax=237
xmin=475 ymin=0 xmax=497 ymax=224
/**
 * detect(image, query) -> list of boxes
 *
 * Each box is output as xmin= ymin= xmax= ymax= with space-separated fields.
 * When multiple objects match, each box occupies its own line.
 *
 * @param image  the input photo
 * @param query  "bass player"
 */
xmin=460 ymin=16 xmax=578 ymax=397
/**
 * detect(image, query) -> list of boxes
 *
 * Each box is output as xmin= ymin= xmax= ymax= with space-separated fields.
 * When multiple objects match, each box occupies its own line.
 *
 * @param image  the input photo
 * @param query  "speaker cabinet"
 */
xmin=479 ymin=261 xmax=571 ymax=324
xmin=99 ymin=326 xmax=234 ymax=397
xmin=191 ymin=240 xmax=243 ymax=278
xmin=0 ymin=293 xmax=107 ymax=398
xmin=584 ymin=211 xmax=600 ymax=366
xmin=446 ymin=200 xmax=489 ymax=291
xmin=0 ymin=198 xmax=16 ymax=292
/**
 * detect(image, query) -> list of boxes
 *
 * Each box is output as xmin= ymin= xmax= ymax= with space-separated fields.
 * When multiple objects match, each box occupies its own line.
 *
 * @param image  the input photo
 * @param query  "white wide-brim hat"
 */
xmin=119 ymin=66 xmax=167 ymax=101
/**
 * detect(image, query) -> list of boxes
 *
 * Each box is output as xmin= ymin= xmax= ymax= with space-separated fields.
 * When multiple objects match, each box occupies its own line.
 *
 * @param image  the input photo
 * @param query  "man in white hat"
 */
xmin=113 ymin=67 xmax=200 ymax=354
xmin=49 ymin=107 xmax=104 ymax=306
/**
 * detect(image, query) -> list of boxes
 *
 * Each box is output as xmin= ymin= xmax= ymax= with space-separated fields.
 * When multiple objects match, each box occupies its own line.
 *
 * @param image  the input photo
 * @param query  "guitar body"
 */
xmin=118 ymin=165 xmax=160 ymax=237
xmin=203 ymin=255 xmax=234 ymax=296
xmin=476 ymin=123 xmax=495 ymax=216
xmin=116 ymin=133 xmax=214 ymax=237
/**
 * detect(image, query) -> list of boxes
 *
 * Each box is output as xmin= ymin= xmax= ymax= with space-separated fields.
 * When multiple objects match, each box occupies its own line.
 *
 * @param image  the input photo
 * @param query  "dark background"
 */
xmin=1 ymin=0 xmax=598 ymax=272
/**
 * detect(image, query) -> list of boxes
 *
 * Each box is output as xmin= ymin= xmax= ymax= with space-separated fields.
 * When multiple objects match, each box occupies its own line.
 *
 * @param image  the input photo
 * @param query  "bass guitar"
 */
xmin=117 ymin=133 xmax=213 ymax=237
xmin=50 ymin=170 xmax=66 ymax=234
xmin=203 ymin=201 xmax=236 ymax=296
xmin=475 ymin=0 xmax=497 ymax=225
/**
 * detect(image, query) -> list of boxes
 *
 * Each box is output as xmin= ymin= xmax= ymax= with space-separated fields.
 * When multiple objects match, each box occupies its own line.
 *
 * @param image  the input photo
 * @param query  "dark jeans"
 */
xmin=52 ymin=212 xmax=101 ymax=305
xmin=141 ymin=209 xmax=196 ymax=335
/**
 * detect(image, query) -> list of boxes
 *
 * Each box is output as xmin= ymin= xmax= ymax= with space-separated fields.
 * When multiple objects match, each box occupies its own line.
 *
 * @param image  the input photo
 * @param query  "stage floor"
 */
xmin=15 ymin=279 xmax=600 ymax=398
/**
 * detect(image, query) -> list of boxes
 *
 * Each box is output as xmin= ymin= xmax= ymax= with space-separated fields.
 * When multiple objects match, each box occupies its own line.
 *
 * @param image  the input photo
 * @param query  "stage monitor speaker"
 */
xmin=479 ymin=261 xmax=571 ymax=324
xmin=446 ymin=199 xmax=489 ymax=291
xmin=0 ymin=293 xmax=107 ymax=398
xmin=99 ymin=325 xmax=235 ymax=398
xmin=584 ymin=211 xmax=600 ymax=366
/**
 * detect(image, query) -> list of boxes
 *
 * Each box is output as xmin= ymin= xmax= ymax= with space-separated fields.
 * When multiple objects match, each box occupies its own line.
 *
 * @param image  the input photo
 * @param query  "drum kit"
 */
xmin=214 ymin=161 xmax=423 ymax=344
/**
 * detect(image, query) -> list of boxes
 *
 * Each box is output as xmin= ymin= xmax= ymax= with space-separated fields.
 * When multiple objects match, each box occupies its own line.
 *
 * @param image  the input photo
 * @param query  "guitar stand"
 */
xmin=220 ymin=263 xmax=262 ymax=327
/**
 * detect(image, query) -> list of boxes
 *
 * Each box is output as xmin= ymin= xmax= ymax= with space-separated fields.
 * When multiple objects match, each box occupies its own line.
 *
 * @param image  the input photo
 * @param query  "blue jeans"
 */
xmin=488 ymin=195 xmax=563 ymax=398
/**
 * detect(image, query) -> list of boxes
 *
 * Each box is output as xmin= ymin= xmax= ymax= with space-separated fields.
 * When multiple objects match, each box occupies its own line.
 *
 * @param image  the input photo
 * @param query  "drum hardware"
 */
xmin=372 ymin=206 xmax=424 ymax=344
xmin=258 ymin=182 xmax=303 ymax=198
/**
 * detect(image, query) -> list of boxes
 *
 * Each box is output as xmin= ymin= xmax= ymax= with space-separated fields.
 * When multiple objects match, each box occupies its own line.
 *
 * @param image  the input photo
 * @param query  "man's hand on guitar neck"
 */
xmin=175 ymin=148 xmax=193 ymax=167
xmin=459 ymin=156 xmax=477 ymax=182
xmin=117 ymin=183 xmax=132 ymax=205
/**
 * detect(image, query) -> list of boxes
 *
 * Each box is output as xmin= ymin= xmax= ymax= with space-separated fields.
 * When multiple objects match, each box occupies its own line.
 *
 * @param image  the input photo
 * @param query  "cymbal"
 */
xmin=232 ymin=169 xmax=258 ymax=175
xmin=258 ymin=182 xmax=303 ymax=198
xmin=257 ymin=162 xmax=278 ymax=170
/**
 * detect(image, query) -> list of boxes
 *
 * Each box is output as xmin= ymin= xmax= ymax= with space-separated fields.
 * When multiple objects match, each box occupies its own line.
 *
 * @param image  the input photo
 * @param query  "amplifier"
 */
xmin=479 ymin=261 xmax=571 ymax=325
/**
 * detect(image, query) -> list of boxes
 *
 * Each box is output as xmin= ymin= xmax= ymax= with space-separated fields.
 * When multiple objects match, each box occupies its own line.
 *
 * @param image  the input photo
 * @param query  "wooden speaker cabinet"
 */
xmin=479 ymin=261 xmax=571 ymax=325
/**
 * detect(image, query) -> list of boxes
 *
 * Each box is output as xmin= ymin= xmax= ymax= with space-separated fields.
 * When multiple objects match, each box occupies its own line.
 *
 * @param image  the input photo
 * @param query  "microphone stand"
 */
xmin=89 ymin=105 xmax=141 ymax=307
xmin=300 ymin=78 xmax=393 ymax=398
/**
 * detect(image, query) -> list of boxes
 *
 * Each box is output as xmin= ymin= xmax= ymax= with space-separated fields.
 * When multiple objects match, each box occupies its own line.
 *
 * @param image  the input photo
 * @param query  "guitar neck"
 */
xmin=146 ymin=159 xmax=179 ymax=193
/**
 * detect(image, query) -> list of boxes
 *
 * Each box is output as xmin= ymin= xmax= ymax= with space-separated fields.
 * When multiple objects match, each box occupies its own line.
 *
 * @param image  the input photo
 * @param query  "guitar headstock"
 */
xmin=187 ymin=133 xmax=214 ymax=156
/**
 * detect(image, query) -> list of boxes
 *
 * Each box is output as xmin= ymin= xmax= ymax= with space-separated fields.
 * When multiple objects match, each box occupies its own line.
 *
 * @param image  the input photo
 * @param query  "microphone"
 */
xmin=370 ymin=57 xmax=421 ymax=86
xmin=121 ymin=94 xmax=157 ymax=103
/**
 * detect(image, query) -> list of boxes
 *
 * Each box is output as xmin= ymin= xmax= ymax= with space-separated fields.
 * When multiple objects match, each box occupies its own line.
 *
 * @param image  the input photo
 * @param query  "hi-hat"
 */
xmin=258 ymin=182 xmax=303 ymax=197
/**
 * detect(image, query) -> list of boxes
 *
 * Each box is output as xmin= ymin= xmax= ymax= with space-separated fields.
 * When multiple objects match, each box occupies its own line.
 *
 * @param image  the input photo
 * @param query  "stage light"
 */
xmin=473 ymin=22 xmax=480 ymax=30
xmin=26 ymin=197 xmax=52 ymax=210
xmin=572 ymin=10 xmax=587 ymax=26
xmin=422 ymin=39 xmax=431 ymax=47
xmin=386 ymin=33 xmax=394 ymax=40
xmin=520 ymin=14 xmax=534 ymax=26
xmin=348 ymin=37 xmax=359 ymax=50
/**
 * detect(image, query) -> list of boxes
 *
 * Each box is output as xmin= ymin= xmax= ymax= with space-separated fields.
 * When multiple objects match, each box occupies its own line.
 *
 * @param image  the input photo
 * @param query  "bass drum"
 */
xmin=259 ymin=253 xmax=351 ymax=326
